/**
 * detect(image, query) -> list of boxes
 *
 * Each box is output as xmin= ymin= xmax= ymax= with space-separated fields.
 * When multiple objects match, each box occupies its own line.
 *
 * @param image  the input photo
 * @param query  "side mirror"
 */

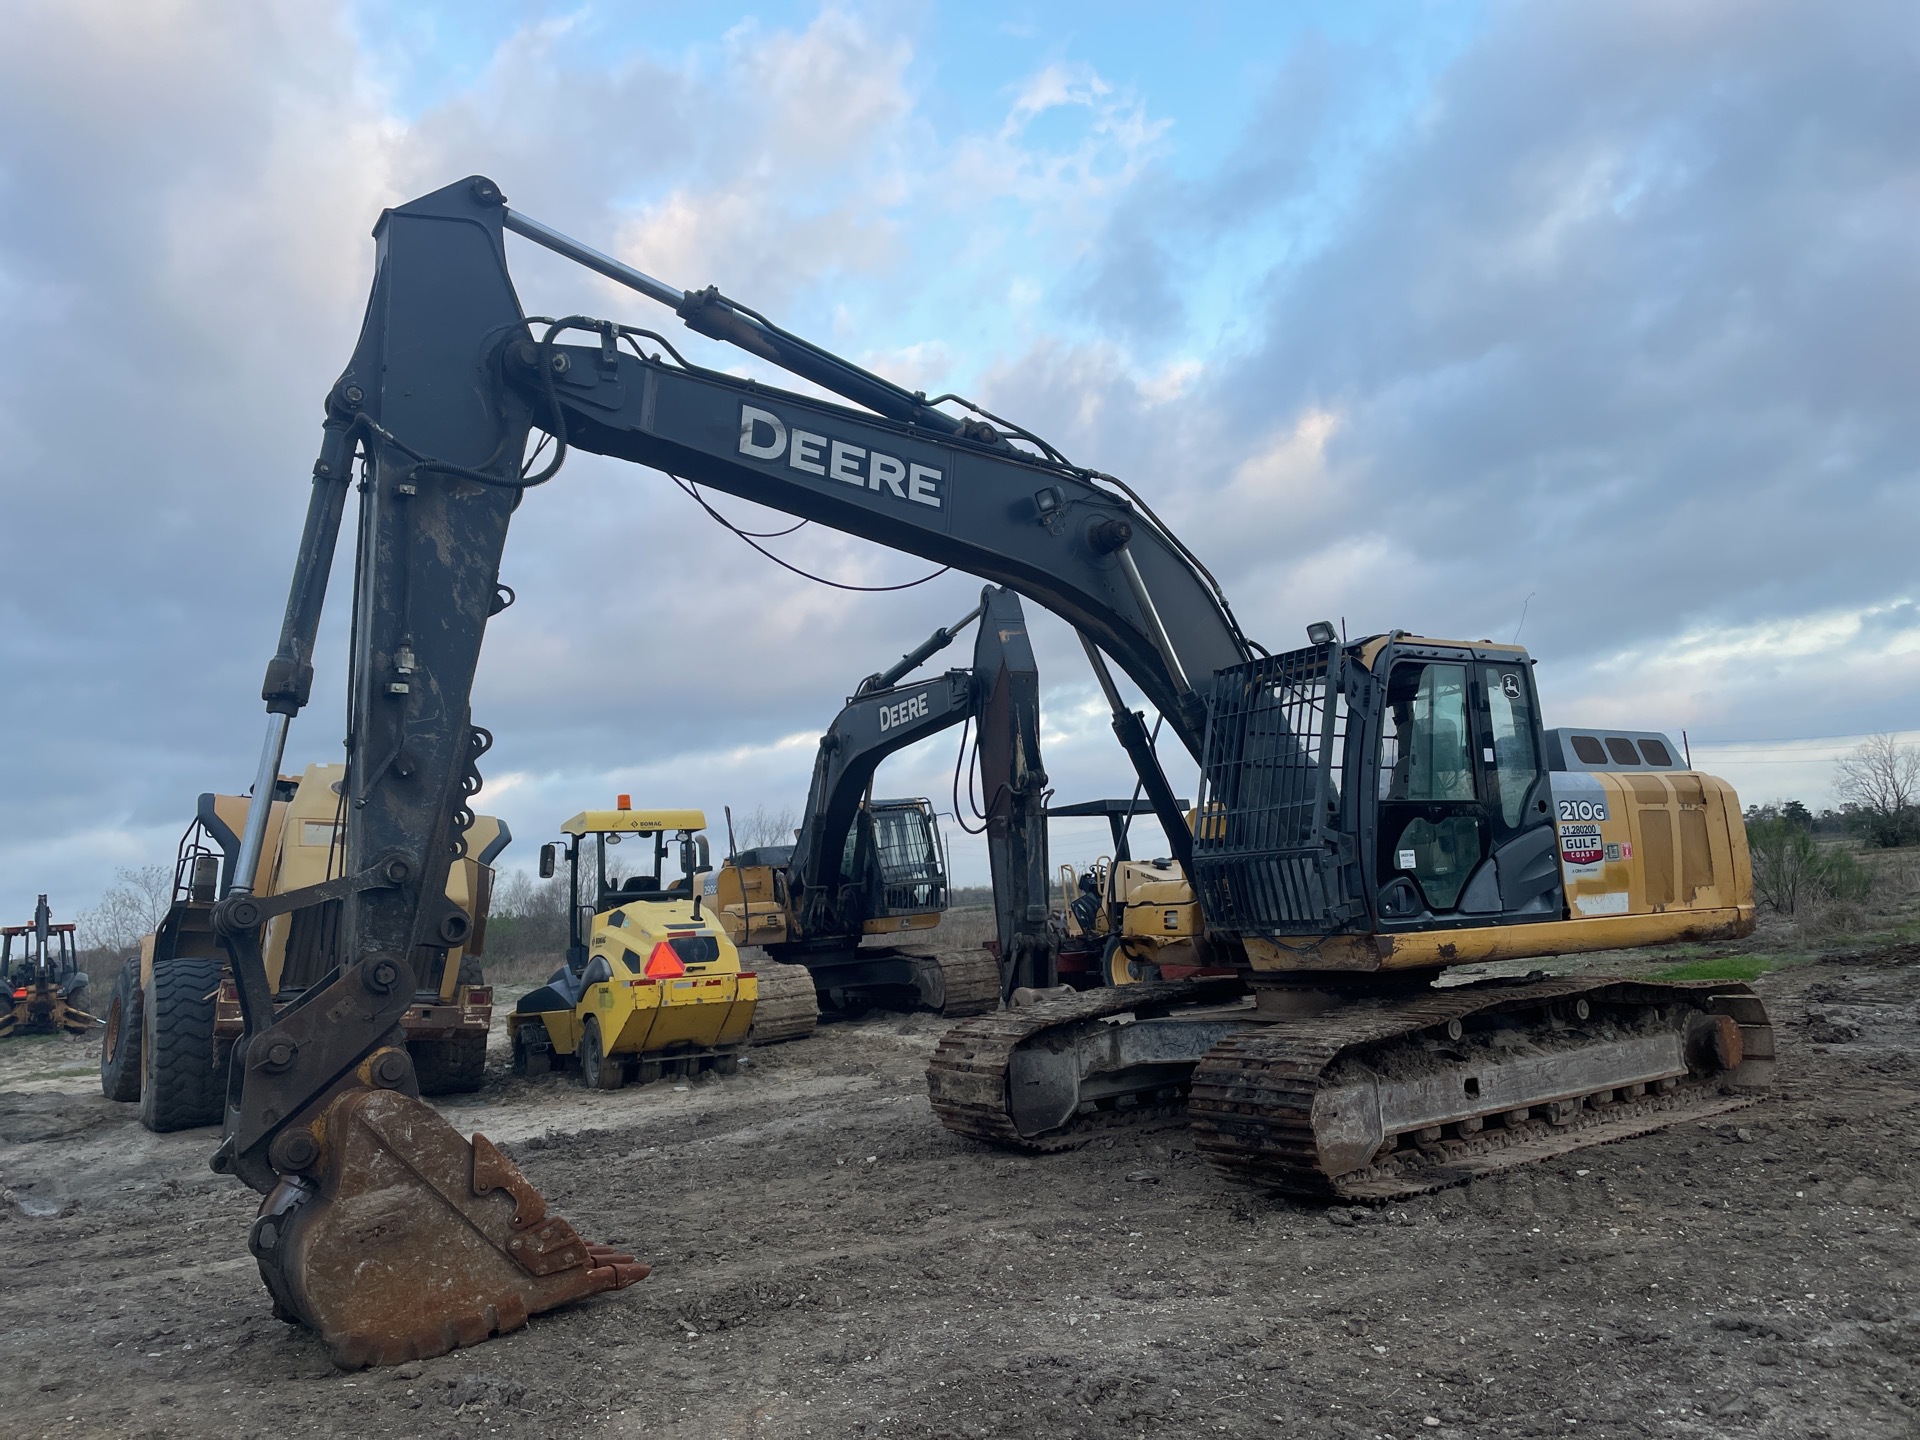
xmin=538 ymin=843 xmax=556 ymax=880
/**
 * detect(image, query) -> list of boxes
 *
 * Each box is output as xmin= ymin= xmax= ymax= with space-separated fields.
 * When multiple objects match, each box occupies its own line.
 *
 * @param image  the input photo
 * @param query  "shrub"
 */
xmin=1747 ymin=821 xmax=1874 ymax=914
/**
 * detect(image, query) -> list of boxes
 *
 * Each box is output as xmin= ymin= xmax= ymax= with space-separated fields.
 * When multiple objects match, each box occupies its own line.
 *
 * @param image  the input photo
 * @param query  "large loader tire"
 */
xmin=137 ymin=957 xmax=226 ymax=1133
xmin=99 ymin=957 xmax=144 ymax=1102
xmin=411 ymin=1030 xmax=488 ymax=1096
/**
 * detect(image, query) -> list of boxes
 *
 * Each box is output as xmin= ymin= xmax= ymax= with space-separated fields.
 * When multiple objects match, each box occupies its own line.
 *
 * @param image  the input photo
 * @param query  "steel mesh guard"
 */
xmin=1194 ymin=644 xmax=1360 ymax=934
xmin=872 ymin=805 xmax=946 ymax=913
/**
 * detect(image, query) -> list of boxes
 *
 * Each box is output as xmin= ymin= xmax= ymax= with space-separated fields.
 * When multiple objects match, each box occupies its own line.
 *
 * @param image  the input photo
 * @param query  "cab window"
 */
xmin=1483 ymin=666 xmax=1540 ymax=830
xmin=1380 ymin=663 xmax=1474 ymax=802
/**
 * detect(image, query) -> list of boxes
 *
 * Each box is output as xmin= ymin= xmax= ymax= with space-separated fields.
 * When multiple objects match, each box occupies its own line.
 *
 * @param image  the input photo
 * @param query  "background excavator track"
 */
xmin=926 ymin=978 xmax=1244 ymax=1149
xmin=920 ymin=950 xmax=1003 ymax=1017
xmin=744 ymin=959 xmax=820 ymax=1045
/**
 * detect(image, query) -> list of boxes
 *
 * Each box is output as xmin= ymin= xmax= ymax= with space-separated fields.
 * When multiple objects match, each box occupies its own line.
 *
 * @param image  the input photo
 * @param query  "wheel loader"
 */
xmin=509 ymin=803 xmax=808 ymax=1087
xmin=98 ymin=763 xmax=505 ymax=1130
xmin=1 ymin=896 xmax=95 ymax=1038
xmin=190 ymin=177 xmax=1770 ymax=1368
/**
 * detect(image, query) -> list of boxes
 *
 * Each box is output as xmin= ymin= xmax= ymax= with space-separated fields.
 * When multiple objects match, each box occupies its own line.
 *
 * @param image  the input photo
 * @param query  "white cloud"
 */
xmin=1 ymin=0 xmax=1913 ymax=922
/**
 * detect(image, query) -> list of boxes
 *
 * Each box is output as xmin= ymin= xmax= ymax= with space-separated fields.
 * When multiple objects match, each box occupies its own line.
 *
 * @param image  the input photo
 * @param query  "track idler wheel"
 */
xmin=249 ymin=1088 xmax=647 ymax=1368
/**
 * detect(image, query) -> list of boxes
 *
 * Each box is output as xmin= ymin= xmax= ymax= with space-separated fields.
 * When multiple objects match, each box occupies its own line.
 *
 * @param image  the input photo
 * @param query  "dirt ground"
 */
xmin=2 ymin=946 xmax=1916 ymax=1440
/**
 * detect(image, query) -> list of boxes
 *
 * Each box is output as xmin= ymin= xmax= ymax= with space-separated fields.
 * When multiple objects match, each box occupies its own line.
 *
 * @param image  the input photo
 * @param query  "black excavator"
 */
xmin=708 ymin=584 xmax=1052 ymax=1016
xmin=205 ymin=176 xmax=1770 ymax=1367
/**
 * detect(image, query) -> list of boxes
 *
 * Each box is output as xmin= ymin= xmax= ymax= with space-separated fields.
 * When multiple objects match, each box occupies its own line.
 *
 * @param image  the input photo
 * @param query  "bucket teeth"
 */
xmin=249 ymin=1088 xmax=646 ymax=1368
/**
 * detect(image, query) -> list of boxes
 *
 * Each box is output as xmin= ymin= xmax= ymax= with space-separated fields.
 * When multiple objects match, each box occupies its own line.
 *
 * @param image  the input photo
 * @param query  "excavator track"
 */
xmin=927 ymin=978 xmax=1246 ymax=1150
xmin=747 ymin=959 xmax=820 ymax=1045
xmin=1188 ymin=976 xmax=1772 ymax=1202
xmin=924 ymin=949 xmax=1004 ymax=1018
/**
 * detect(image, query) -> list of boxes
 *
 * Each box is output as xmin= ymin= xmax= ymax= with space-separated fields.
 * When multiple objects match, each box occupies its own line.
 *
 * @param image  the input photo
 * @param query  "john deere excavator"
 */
xmin=708 ymin=585 xmax=1051 ymax=1015
xmin=1 ymin=896 xmax=94 ymax=1037
xmin=203 ymin=176 xmax=1767 ymax=1367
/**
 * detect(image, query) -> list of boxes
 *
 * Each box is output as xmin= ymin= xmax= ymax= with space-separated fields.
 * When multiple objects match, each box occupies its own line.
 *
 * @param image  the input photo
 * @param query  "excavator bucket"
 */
xmin=248 ymin=1088 xmax=646 ymax=1368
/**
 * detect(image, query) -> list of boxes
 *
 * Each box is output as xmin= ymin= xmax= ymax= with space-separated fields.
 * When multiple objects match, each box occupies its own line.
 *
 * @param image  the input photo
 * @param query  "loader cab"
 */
xmin=842 ymin=797 xmax=948 ymax=932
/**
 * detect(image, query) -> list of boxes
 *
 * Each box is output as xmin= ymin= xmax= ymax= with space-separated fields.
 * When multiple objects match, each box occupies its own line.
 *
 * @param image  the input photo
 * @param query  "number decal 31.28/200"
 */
xmin=1557 ymin=798 xmax=1609 ymax=823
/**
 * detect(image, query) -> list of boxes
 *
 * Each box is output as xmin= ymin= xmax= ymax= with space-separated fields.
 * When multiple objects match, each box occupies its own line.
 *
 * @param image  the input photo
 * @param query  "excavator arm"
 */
xmin=212 ymin=174 xmax=1234 ymax=1365
xmin=765 ymin=585 xmax=1056 ymax=993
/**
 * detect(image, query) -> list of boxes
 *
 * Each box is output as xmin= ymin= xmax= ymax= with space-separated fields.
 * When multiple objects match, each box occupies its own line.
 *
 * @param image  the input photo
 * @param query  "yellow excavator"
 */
xmin=194 ymin=178 xmax=1768 ymax=1368
xmin=509 ymin=802 xmax=808 ymax=1087
xmin=97 ymin=763 xmax=504 ymax=1130
xmin=1 ymin=896 xmax=95 ymax=1037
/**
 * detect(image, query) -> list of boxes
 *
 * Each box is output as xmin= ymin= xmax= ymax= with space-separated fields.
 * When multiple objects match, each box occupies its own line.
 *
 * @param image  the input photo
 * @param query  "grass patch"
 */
xmin=1651 ymin=954 xmax=1782 ymax=982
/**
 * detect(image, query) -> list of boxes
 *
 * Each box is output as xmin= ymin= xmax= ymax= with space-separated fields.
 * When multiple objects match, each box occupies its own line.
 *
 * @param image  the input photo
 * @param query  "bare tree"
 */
xmin=490 ymin=868 xmax=568 ymax=922
xmin=732 ymin=804 xmax=798 ymax=851
xmin=1834 ymin=734 xmax=1920 ymax=848
xmin=76 ymin=863 xmax=176 ymax=953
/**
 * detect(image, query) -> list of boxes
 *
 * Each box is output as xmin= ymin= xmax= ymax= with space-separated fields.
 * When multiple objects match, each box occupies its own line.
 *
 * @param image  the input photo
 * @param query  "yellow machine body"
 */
xmin=521 ymin=903 xmax=758 ymax=1062
xmin=141 ymin=764 xmax=499 ymax=1006
xmin=512 ymin=809 xmax=756 ymax=1085
xmin=1243 ymin=767 xmax=1753 ymax=972
xmin=1058 ymin=854 xmax=1209 ymax=986
xmin=708 ymin=860 xmax=791 ymax=947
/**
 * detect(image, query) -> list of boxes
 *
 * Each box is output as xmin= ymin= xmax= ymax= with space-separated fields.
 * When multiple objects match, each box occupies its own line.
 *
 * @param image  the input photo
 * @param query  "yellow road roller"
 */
xmin=510 ymin=802 xmax=757 ymax=1088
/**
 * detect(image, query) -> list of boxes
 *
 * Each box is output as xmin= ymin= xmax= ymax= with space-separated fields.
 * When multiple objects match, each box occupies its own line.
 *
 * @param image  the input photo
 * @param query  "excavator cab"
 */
xmin=847 ymin=797 xmax=948 ymax=933
xmin=1193 ymin=633 xmax=1751 ymax=970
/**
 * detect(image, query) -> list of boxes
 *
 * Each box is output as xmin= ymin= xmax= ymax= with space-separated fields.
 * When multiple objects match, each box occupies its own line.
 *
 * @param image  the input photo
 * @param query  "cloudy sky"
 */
xmin=1 ymin=0 xmax=1915 ymax=922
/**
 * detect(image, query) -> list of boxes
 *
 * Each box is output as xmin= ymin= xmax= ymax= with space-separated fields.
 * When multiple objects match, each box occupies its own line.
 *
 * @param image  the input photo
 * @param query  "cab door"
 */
xmin=1370 ymin=650 xmax=1560 ymax=925
xmin=1375 ymin=658 xmax=1485 ymax=920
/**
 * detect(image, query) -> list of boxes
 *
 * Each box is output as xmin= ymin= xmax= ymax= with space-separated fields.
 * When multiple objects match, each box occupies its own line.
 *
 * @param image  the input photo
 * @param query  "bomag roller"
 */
xmin=98 ymin=763 xmax=506 ymax=1129
xmin=510 ymin=803 xmax=799 ymax=1087
xmin=1 ymin=896 xmax=95 ymax=1038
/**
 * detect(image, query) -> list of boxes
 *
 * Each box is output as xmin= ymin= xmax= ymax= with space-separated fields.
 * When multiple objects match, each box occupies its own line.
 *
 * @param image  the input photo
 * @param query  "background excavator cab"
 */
xmin=843 ymin=797 xmax=948 ymax=932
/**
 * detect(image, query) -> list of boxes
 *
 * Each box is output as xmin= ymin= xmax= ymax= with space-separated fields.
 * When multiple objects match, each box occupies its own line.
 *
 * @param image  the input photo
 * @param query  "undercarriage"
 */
xmin=927 ymin=972 xmax=1772 ymax=1201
